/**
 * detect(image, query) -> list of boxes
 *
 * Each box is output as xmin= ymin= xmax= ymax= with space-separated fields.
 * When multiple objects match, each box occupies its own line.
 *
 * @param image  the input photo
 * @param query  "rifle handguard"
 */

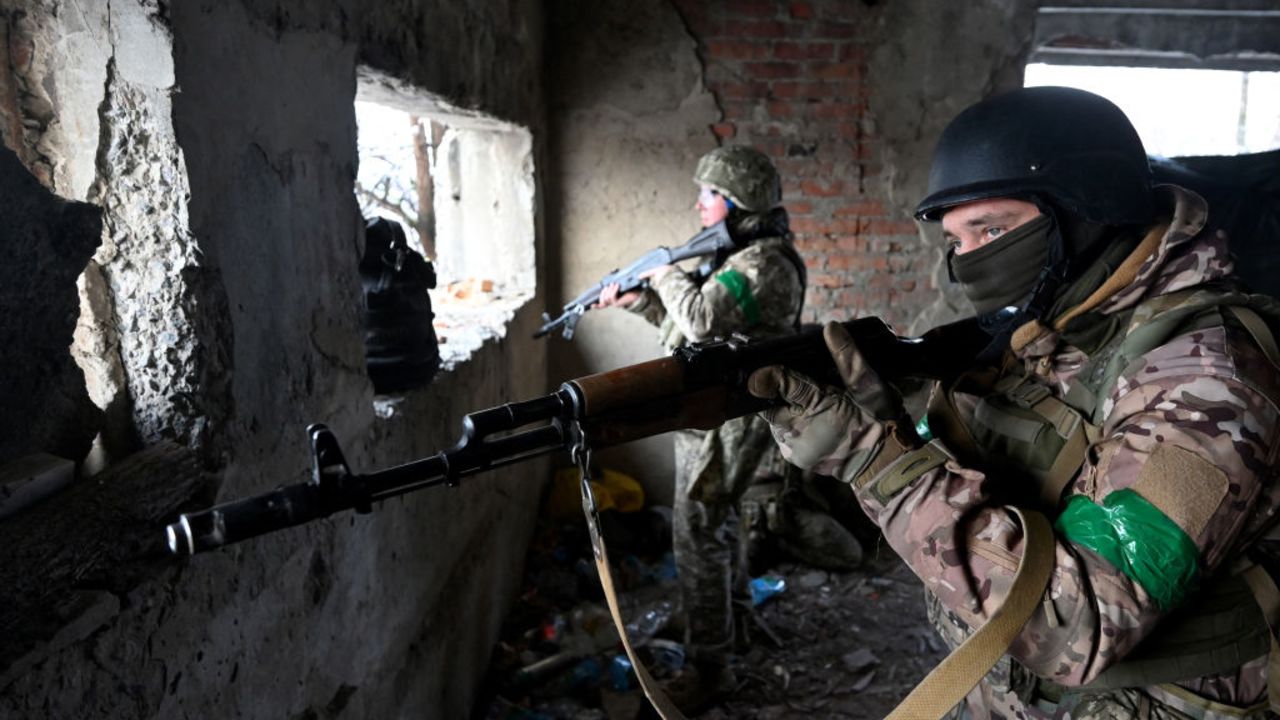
xmin=167 ymin=316 xmax=990 ymax=554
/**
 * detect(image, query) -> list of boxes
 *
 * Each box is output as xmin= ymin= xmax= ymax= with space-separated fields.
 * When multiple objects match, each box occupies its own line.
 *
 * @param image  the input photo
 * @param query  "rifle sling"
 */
xmin=886 ymin=507 xmax=1057 ymax=719
xmin=578 ymin=453 xmax=689 ymax=719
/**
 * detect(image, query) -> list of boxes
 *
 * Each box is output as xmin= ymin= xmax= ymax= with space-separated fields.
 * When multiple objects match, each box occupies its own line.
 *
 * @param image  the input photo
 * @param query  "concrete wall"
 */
xmin=545 ymin=0 xmax=1037 ymax=498
xmin=1 ymin=1 xmax=547 ymax=718
xmin=544 ymin=0 xmax=722 ymax=501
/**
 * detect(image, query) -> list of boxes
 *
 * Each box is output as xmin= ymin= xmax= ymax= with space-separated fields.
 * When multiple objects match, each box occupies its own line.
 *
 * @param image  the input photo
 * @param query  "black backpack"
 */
xmin=1151 ymin=149 xmax=1280 ymax=298
xmin=359 ymin=217 xmax=441 ymax=394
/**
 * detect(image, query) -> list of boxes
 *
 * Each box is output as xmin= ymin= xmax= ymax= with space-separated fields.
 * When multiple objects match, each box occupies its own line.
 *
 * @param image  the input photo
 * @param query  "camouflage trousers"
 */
xmin=672 ymin=414 xmax=790 ymax=667
xmin=925 ymin=591 xmax=1276 ymax=720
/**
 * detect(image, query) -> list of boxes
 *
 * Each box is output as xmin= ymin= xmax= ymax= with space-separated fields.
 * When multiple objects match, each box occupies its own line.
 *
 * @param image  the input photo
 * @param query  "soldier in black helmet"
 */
xmin=750 ymin=86 xmax=1280 ymax=718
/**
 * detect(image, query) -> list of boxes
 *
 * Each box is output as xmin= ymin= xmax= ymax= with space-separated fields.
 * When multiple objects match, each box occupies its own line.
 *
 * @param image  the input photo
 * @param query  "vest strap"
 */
xmin=1242 ymin=564 xmax=1280 ymax=714
xmin=1228 ymin=305 xmax=1280 ymax=371
xmin=865 ymin=440 xmax=950 ymax=503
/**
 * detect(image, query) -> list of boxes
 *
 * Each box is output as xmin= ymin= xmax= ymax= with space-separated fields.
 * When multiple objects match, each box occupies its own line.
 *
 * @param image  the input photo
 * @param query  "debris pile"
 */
xmin=475 ymin=467 xmax=946 ymax=719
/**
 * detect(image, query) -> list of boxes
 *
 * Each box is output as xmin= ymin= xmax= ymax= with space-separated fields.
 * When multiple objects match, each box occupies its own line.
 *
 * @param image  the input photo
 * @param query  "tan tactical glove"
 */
xmin=748 ymin=321 xmax=918 ymax=487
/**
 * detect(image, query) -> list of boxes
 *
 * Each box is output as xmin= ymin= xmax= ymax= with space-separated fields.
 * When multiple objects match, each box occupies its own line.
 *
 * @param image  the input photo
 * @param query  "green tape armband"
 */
xmin=1055 ymin=489 xmax=1200 ymax=610
xmin=914 ymin=415 xmax=933 ymax=442
xmin=714 ymin=268 xmax=761 ymax=326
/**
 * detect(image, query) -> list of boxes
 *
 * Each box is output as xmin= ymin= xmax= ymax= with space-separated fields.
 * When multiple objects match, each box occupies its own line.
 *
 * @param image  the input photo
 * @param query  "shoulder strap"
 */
xmin=1067 ymin=286 xmax=1252 ymax=424
xmin=577 ymin=451 xmax=689 ymax=719
xmin=1242 ymin=564 xmax=1280 ymax=714
xmin=1227 ymin=305 xmax=1280 ymax=371
xmin=886 ymin=508 xmax=1056 ymax=719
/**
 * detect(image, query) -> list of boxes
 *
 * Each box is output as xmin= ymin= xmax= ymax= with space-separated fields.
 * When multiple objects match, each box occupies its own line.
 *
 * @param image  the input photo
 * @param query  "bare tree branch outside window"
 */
xmin=354 ymin=103 xmax=442 ymax=261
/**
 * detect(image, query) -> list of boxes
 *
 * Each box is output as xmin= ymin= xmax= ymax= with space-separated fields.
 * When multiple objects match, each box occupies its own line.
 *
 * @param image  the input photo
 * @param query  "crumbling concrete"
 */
xmin=545 ymin=0 xmax=722 ymax=501
xmin=1 ymin=1 xmax=547 ymax=718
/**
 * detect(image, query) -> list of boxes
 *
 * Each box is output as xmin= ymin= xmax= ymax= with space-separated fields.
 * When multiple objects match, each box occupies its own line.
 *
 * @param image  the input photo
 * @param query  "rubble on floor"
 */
xmin=475 ymin=489 xmax=946 ymax=719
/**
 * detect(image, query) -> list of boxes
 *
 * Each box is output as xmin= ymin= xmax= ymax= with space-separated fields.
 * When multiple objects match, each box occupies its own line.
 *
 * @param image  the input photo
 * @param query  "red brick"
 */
xmin=765 ymin=100 xmax=794 ymax=118
xmin=798 ymin=178 xmax=845 ymax=197
xmin=790 ymin=217 xmax=824 ymax=234
xmin=720 ymin=100 xmax=759 ymax=119
xmin=791 ymin=235 xmax=830 ymax=253
xmin=800 ymin=218 xmax=860 ymax=234
xmin=833 ymin=200 xmax=886 ymax=217
xmin=812 ymin=102 xmax=862 ymax=120
xmin=830 ymin=235 xmax=862 ymax=252
xmin=769 ymin=81 xmax=830 ymax=99
xmin=725 ymin=19 xmax=788 ymax=39
xmin=839 ymin=44 xmax=867 ymax=63
xmin=789 ymin=1 xmax=814 ymax=19
xmin=865 ymin=219 xmax=920 ymax=236
xmin=773 ymin=41 xmax=834 ymax=61
xmin=711 ymin=122 xmax=737 ymax=140
xmin=674 ymin=1 xmax=720 ymax=36
xmin=834 ymin=289 xmax=864 ymax=308
xmin=706 ymin=39 xmax=770 ymax=60
xmin=841 ymin=254 xmax=891 ymax=272
xmin=745 ymin=61 xmax=802 ymax=79
xmin=811 ymin=273 xmax=845 ymax=288
xmin=787 ymin=200 xmax=815 ymax=215
xmin=736 ymin=0 xmax=779 ymax=18
xmin=716 ymin=81 xmax=769 ymax=99
xmin=824 ymin=255 xmax=853 ymax=271
xmin=810 ymin=61 xmax=860 ymax=80
xmin=836 ymin=123 xmax=862 ymax=140
xmin=753 ymin=140 xmax=789 ymax=158
xmin=808 ymin=21 xmax=860 ymax=39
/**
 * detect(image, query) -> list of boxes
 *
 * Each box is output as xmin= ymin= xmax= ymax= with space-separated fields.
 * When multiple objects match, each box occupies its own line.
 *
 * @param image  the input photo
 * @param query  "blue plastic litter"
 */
xmin=609 ymin=655 xmax=634 ymax=691
xmin=750 ymin=574 xmax=786 ymax=606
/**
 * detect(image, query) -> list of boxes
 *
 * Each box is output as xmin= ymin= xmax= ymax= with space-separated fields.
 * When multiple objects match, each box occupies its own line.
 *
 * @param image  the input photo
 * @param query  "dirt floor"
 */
xmin=475 ymin=505 xmax=948 ymax=720
xmin=698 ymin=550 xmax=947 ymax=720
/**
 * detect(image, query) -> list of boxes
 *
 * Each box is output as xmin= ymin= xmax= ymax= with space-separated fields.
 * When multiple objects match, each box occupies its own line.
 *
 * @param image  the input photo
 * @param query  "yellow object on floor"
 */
xmin=546 ymin=465 xmax=645 ymax=518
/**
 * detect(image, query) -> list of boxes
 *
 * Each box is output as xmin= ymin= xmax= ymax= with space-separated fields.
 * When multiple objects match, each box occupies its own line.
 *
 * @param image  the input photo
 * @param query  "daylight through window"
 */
xmin=354 ymin=98 xmax=536 ymax=372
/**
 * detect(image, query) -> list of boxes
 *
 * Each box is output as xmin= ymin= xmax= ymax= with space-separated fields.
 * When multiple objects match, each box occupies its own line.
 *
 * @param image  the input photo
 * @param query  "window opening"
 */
xmin=1025 ymin=64 xmax=1280 ymax=157
xmin=353 ymin=86 xmax=536 ymax=379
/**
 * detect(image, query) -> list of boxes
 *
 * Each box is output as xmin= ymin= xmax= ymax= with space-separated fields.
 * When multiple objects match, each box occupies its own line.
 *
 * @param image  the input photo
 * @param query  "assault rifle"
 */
xmin=165 ymin=316 xmax=991 ymax=556
xmin=535 ymin=220 xmax=735 ymax=340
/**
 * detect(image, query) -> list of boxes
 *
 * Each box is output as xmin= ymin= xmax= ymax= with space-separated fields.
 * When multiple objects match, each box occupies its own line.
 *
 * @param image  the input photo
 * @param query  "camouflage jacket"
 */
xmin=857 ymin=186 xmax=1280 ymax=717
xmin=628 ymin=235 xmax=804 ymax=350
xmin=632 ymin=234 xmax=806 ymax=500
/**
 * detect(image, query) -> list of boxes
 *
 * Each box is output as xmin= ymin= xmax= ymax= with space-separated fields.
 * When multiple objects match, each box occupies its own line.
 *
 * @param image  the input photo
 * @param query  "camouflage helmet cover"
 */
xmin=694 ymin=145 xmax=782 ymax=212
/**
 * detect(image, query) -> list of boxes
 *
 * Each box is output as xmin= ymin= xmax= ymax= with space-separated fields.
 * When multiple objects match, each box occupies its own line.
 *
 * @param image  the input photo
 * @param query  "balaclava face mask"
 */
xmin=949 ymin=213 xmax=1054 ymax=315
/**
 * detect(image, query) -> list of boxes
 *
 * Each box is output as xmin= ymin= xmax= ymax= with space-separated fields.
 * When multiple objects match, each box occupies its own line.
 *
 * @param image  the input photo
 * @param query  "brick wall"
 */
xmin=673 ymin=0 xmax=934 ymax=331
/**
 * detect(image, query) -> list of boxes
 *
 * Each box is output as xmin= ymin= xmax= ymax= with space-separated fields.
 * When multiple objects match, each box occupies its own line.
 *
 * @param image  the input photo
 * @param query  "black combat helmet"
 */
xmin=915 ymin=86 xmax=1156 ymax=226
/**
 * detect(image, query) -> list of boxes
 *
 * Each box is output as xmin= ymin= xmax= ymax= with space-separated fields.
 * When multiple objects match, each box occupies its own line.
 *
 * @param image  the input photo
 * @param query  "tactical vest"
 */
xmin=925 ymin=283 xmax=1280 ymax=703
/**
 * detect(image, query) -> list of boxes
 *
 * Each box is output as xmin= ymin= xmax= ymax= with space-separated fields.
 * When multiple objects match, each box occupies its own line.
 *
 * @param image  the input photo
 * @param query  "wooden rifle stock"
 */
xmin=166 ymin=316 xmax=990 ymax=555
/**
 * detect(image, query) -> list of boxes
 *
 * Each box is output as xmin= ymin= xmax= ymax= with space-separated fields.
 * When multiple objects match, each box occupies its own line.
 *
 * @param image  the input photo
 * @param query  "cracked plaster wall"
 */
xmin=545 ymin=0 xmax=720 ymax=500
xmin=2 ymin=0 xmax=547 ymax=718
xmin=545 ymin=0 xmax=1041 ymax=497
xmin=864 ymin=0 xmax=1040 ymax=332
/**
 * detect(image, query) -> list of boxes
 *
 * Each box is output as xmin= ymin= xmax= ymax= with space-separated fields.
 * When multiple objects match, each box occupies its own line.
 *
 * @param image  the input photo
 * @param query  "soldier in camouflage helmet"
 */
xmin=749 ymin=87 xmax=1280 ymax=719
xmin=693 ymin=144 xmax=783 ymax=213
xmin=598 ymin=144 xmax=863 ymax=713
